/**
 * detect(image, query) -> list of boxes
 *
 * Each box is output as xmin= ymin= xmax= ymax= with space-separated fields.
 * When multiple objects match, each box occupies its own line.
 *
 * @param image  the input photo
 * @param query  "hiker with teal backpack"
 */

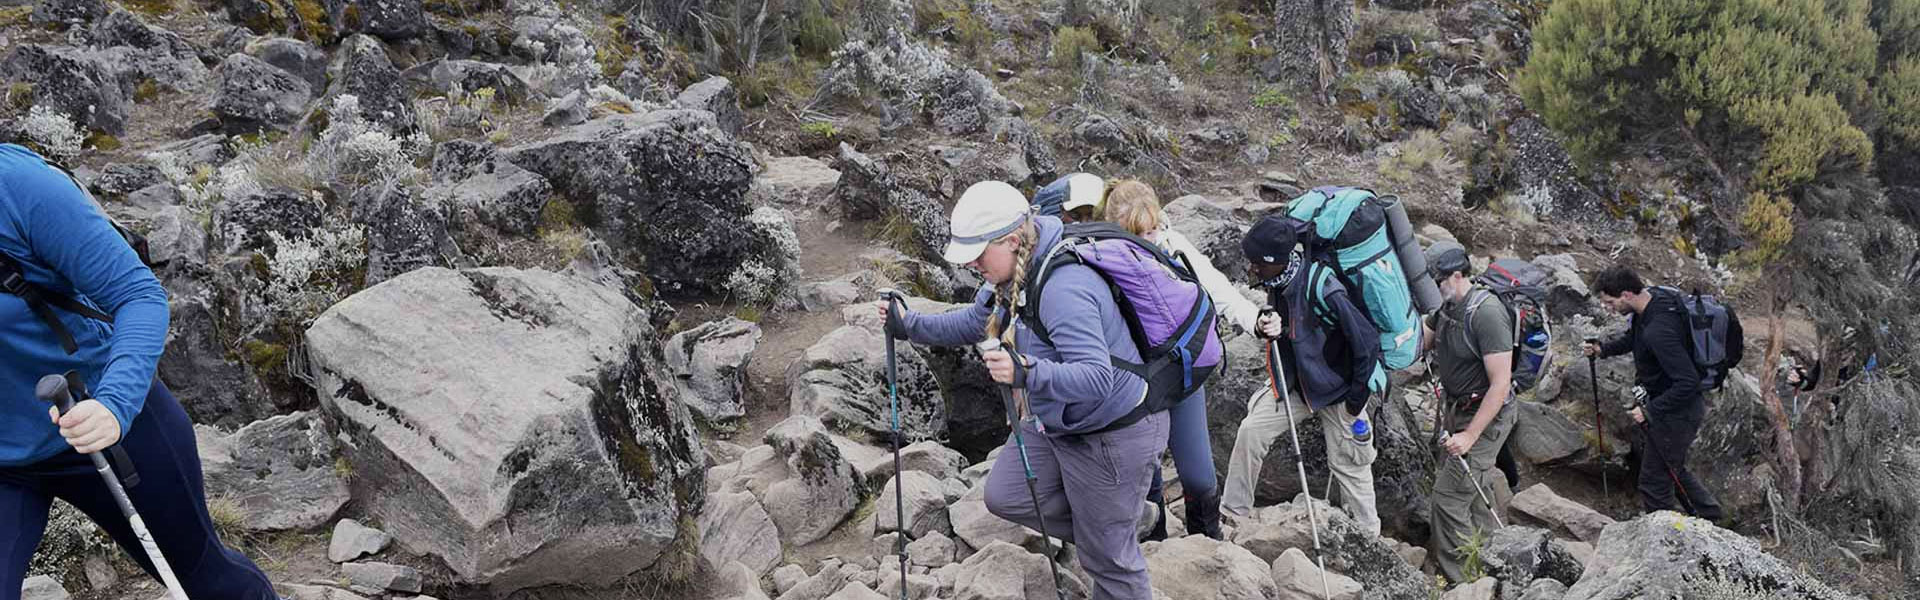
xmin=1583 ymin=266 xmax=1735 ymax=521
xmin=1418 ymin=242 xmax=1521 ymax=585
xmin=1101 ymin=180 xmax=1261 ymax=540
xmin=0 ymin=144 xmax=280 ymax=599
xmin=1221 ymin=188 xmax=1442 ymax=536
xmin=879 ymin=180 xmax=1223 ymax=599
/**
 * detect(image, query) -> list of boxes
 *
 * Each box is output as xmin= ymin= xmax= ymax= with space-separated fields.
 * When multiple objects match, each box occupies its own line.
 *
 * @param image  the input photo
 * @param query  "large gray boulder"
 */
xmin=1239 ymin=496 xmax=1432 ymax=600
xmin=699 ymin=491 xmax=783 ymax=576
xmin=504 ymin=109 xmax=772 ymax=296
xmin=951 ymin=542 xmax=1089 ymax=600
xmin=213 ymin=186 xmax=325 ymax=256
xmin=401 ymin=58 xmax=535 ymax=106
xmin=356 ymin=187 xmax=456 ymax=285
xmin=675 ymin=76 xmax=743 ymax=137
xmin=786 ymin=320 xmax=946 ymax=445
xmin=1142 ymin=535 xmax=1279 ymax=600
xmin=1509 ymin=401 xmax=1587 ymax=466
xmin=428 ymin=140 xmax=553 ymax=237
xmin=324 ymin=35 xmax=417 ymax=133
xmin=211 ymin=53 xmax=313 ymax=133
xmin=1510 ymin=485 xmax=1613 ymax=542
xmin=665 ymin=317 xmax=762 ymax=426
xmin=197 ymin=411 xmax=350 ymax=531
xmin=762 ymin=416 xmax=868 ymax=547
xmin=874 ymin=470 xmax=950 ymax=539
xmin=304 ymin=267 xmax=703 ymax=593
xmin=1485 ymin=526 xmax=1582 ymax=589
xmin=245 ymin=36 xmax=329 ymax=93
xmin=1562 ymin=512 xmax=1857 ymax=600
xmin=830 ymin=143 xmax=950 ymax=266
xmin=86 ymin=11 xmax=210 ymax=93
xmin=0 ymin=45 xmax=131 ymax=135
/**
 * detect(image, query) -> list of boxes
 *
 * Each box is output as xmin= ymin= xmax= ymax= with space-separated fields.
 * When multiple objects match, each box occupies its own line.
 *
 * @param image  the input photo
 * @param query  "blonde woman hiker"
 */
xmin=877 ymin=181 xmax=1177 ymax=599
xmin=1099 ymin=180 xmax=1262 ymax=540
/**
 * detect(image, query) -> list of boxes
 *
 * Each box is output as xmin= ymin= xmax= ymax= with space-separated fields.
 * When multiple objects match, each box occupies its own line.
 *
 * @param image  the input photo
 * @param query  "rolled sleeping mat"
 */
xmin=1384 ymin=195 xmax=1444 ymax=314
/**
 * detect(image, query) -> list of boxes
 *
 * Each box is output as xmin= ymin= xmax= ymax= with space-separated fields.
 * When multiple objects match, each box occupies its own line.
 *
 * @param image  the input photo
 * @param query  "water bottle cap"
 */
xmin=1351 ymin=418 xmax=1369 ymax=436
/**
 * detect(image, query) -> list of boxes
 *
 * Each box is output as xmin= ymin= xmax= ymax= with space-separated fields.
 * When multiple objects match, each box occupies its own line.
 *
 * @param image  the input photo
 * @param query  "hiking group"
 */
xmin=882 ymin=172 xmax=1743 ymax=598
xmin=0 ymin=135 xmax=1744 ymax=600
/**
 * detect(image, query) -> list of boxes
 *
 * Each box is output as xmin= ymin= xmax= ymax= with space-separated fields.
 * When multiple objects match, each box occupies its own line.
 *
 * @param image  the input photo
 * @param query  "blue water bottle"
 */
xmin=1350 ymin=416 xmax=1371 ymax=443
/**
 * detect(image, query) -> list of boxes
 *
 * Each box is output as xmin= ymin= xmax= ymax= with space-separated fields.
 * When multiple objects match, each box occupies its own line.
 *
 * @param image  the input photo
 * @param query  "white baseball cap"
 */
xmin=943 ymin=181 xmax=1032 ymax=265
xmin=1059 ymin=172 xmax=1107 ymax=212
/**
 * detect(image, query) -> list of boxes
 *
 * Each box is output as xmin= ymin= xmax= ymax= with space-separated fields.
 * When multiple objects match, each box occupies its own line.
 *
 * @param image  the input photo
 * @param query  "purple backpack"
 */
xmin=1020 ymin=222 xmax=1225 ymax=412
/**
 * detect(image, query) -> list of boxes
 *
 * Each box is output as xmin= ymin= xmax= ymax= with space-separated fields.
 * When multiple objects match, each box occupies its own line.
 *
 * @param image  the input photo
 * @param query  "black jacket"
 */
xmin=1600 ymin=287 xmax=1704 ymax=420
xmin=1269 ymin=264 xmax=1380 ymax=414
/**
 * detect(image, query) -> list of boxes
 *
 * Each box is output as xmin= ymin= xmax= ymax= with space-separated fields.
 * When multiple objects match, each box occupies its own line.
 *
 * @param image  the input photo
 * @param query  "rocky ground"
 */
xmin=3 ymin=0 xmax=1914 ymax=598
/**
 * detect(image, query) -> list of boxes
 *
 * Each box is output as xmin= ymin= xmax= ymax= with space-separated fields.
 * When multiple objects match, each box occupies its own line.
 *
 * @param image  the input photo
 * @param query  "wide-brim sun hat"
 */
xmin=944 ymin=180 xmax=1033 ymax=265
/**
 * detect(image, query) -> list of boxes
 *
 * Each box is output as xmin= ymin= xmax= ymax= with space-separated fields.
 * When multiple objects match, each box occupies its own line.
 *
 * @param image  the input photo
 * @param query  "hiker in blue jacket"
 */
xmin=1221 ymin=214 xmax=1384 ymax=535
xmin=880 ymin=181 xmax=1171 ymax=599
xmin=0 ymin=144 xmax=278 ymax=599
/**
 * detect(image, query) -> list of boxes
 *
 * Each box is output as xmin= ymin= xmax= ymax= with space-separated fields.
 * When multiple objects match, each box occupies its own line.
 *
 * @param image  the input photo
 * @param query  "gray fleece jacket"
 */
xmin=897 ymin=216 xmax=1150 ymax=435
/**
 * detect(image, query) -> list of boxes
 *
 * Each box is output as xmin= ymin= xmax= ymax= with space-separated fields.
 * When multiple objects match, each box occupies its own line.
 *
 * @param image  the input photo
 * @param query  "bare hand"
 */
xmin=1583 ymin=342 xmax=1600 ymax=357
xmin=983 ymin=349 xmax=1017 ymax=385
xmin=1629 ymin=407 xmax=1645 ymax=424
xmin=1257 ymin=312 xmax=1284 ymax=339
xmin=49 ymin=400 xmax=121 ymax=454
xmin=1442 ymin=431 xmax=1477 ymax=456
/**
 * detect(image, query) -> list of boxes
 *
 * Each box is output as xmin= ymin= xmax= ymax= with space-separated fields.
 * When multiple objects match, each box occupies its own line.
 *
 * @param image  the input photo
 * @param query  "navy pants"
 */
xmin=1 ymin=379 xmax=275 ymax=600
xmin=1145 ymin=390 xmax=1218 ymax=532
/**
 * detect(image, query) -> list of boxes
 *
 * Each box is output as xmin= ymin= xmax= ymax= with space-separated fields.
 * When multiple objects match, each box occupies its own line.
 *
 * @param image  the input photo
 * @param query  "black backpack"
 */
xmin=1654 ymin=286 xmax=1745 ymax=390
xmin=1465 ymin=258 xmax=1554 ymax=393
xmin=0 ymin=156 xmax=155 ymax=354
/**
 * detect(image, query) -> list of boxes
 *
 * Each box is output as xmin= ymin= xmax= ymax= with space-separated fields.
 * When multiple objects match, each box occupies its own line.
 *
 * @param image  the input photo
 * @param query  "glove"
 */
xmin=1631 ymin=385 xmax=1648 ymax=405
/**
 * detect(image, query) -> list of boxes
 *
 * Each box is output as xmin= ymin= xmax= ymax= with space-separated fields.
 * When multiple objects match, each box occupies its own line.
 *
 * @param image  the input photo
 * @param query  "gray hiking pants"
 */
xmin=984 ymin=412 xmax=1170 ymax=600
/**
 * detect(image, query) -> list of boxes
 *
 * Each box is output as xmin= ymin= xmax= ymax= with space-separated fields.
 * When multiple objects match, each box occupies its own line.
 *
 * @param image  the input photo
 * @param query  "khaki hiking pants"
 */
xmin=1429 ymin=400 xmax=1516 ymax=586
xmin=1221 ymin=387 xmax=1381 ymax=536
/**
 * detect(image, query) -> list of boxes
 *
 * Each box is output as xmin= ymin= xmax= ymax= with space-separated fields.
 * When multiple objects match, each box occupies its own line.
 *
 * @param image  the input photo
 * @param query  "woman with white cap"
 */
xmin=1099 ymin=179 xmax=1259 ymax=541
xmin=879 ymin=180 xmax=1169 ymax=599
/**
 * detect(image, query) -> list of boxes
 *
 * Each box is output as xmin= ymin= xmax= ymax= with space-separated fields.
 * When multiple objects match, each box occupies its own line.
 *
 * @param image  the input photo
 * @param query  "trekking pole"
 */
xmin=1586 ymin=338 xmax=1608 ymax=502
xmin=977 ymin=338 xmax=1066 ymax=600
xmin=877 ymin=288 xmax=910 ymax=600
xmin=1455 ymin=454 xmax=1505 ymax=529
xmin=1632 ymin=402 xmax=1699 ymax=516
xmin=37 ymin=373 xmax=189 ymax=600
xmin=1261 ymin=312 xmax=1334 ymax=600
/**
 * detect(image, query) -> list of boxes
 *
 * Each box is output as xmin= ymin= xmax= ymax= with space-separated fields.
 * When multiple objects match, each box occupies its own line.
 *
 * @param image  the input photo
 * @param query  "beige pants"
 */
xmin=1221 ymin=387 xmax=1381 ymax=536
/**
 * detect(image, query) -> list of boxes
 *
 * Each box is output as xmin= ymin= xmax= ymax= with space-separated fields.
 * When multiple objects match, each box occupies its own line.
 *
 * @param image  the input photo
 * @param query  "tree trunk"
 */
xmin=1754 ymin=278 xmax=1804 ymax=508
xmin=743 ymin=0 xmax=771 ymax=70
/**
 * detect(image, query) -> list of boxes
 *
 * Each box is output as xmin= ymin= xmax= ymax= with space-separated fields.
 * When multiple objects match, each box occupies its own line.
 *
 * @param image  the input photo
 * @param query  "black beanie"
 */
xmin=1243 ymin=214 xmax=1303 ymax=265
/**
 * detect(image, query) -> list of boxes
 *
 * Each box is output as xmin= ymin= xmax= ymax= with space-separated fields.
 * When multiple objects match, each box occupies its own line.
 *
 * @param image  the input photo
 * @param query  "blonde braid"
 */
xmin=985 ymin=221 xmax=1039 ymax=349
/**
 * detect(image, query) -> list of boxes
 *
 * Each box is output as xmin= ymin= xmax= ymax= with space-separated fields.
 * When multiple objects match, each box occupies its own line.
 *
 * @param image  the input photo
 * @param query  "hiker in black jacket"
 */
xmin=1583 ymin=266 xmax=1724 ymax=520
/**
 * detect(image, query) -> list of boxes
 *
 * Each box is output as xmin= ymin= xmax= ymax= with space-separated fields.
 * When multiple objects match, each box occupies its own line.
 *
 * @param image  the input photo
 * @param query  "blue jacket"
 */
xmin=0 ymin=144 xmax=170 ymax=467
xmin=898 ymin=216 xmax=1150 ymax=435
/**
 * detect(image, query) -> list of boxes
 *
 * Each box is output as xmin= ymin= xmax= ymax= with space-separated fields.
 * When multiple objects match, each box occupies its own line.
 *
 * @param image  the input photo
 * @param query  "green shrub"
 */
xmin=1878 ymin=56 xmax=1920 ymax=152
xmin=1517 ymin=0 xmax=1877 ymax=192
xmin=1052 ymin=26 xmax=1101 ymax=72
xmin=1252 ymin=88 xmax=1294 ymax=111
xmin=1737 ymin=191 xmax=1795 ymax=267
xmin=1874 ymin=0 xmax=1920 ymax=61
xmin=794 ymin=0 xmax=844 ymax=58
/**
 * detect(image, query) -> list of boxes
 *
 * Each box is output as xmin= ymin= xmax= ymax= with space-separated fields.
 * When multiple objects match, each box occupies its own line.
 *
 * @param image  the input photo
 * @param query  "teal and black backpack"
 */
xmin=1284 ymin=187 xmax=1430 ymax=370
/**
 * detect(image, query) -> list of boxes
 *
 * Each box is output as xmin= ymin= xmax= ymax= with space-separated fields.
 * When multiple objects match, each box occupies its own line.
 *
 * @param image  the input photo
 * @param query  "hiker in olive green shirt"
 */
xmin=1421 ymin=242 xmax=1517 ymax=586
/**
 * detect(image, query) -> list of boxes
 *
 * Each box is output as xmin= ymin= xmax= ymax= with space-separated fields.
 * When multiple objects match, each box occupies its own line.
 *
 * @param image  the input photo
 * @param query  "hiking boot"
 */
xmin=1184 ymin=491 xmax=1225 ymax=540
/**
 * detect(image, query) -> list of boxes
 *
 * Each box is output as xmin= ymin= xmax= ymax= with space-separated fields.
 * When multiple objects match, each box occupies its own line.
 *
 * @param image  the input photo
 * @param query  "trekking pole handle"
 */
xmin=35 ymin=373 xmax=77 ymax=414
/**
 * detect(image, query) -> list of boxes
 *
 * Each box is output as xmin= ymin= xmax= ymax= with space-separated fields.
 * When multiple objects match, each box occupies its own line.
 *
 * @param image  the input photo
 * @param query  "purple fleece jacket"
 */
xmin=898 ymin=216 xmax=1149 ymax=435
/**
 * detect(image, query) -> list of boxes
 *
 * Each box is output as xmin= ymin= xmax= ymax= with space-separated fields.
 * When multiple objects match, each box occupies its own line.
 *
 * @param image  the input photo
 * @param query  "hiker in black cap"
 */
xmin=1221 ymin=214 xmax=1383 ymax=535
xmin=1421 ymin=241 xmax=1519 ymax=585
